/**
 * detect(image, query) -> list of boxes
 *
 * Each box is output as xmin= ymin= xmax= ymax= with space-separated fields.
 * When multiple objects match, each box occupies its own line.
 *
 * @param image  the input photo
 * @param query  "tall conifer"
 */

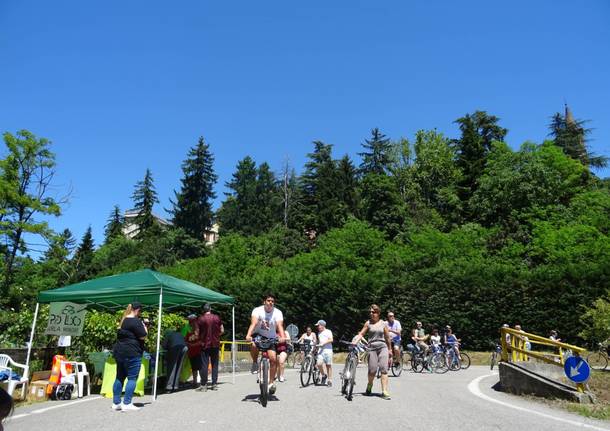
xmin=131 ymin=168 xmax=159 ymax=238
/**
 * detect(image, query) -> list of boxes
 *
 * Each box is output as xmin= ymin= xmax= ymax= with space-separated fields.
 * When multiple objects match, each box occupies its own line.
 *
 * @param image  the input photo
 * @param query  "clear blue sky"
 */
xmin=1 ymin=1 xmax=609 ymax=247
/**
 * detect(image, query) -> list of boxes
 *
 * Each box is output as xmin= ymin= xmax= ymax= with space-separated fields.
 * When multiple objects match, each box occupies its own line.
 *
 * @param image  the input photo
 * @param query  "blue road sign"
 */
xmin=564 ymin=356 xmax=591 ymax=383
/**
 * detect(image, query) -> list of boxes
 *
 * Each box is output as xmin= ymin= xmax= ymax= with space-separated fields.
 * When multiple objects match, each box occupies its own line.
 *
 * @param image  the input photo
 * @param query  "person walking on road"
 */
xmin=315 ymin=320 xmax=333 ymax=387
xmin=112 ymin=302 xmax=147 ymax=412
xmin=353 ymin=304 xmax=393 ymax=400
xmin=197 ymin=303 xmax=224 ymax=391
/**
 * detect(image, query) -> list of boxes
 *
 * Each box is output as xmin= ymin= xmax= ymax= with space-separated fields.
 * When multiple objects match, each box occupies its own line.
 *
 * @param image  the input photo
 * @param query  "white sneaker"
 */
xmin=111 ymin=403 xmax=121 ymax=411
xmin=278 ymin=376 xmax=285 ymax=382
xmin=120 ymin=403 xmax=141 ymax=412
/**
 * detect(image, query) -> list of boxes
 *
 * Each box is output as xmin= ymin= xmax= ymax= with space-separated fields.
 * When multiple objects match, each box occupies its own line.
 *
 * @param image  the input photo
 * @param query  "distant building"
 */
xmin=122 ymin=209 xmax=220 ymax=246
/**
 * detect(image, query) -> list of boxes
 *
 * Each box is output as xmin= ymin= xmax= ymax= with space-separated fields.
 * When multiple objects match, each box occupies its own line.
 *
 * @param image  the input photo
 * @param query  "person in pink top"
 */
xmin=197 ymin=303 xmax=224 ymax=391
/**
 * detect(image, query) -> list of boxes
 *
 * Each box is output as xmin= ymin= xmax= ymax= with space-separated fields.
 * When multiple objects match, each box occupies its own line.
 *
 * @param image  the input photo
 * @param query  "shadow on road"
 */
xmin=241 ymin=394 xmax=280 ymax=403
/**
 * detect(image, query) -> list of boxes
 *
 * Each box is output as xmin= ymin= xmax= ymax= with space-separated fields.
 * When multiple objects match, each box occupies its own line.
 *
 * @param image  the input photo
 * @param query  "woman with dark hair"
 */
xmin=112 ymin=302 xmax=147 ymax=412
xmin=0 ymin=387 xmax=13 ymax=431
xmin=352 ymin=304 xmax=393 ymax=400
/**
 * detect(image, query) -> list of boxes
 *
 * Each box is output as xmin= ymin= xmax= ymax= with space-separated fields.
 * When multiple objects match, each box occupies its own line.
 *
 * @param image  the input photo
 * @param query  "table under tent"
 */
xmin=27 ymin=269 xmax=235 ymax=400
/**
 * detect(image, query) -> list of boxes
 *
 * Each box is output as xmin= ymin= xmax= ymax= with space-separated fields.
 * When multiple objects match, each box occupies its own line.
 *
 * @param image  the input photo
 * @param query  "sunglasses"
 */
xmin=369 ymin=310 xmax=379 ymax=314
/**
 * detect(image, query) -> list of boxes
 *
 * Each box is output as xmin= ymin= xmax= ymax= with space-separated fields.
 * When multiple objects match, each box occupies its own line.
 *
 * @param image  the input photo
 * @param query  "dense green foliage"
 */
xmin=1 ymin=107 xmax=609 ymax=351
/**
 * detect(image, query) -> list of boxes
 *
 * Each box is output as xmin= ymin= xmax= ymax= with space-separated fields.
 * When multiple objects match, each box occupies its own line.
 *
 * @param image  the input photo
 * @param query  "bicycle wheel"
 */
xmin=402 ymin=351 xmax=413 ymax=371
xmin=341 ymin=359 xmax=350 ymax=395
xmin=447 ymin=352 xmax=460 ymax=371
xmin=260 ymin=359 xmax=269 ymax=407
xmin=300 ymin=356 xmax=312 ymax=387
xmin=391 ymin=353 xmax=403 ymax=377
xmin=312 ymin=364 xmax=321 ymax=385
xmin=412 ymin=356 xmax=424 ymax=373
xmin=460 ymin=352 xmax=471 ymax=370
xmin=490 ymin=352 xmax=496 ymax=371
xmin=347 ymin=357 xmax=357 ymax=400
xmin=431 ymin=352 xmax=449 ymax=374
xmin=587 ymin=352 xmax=609 ymax=370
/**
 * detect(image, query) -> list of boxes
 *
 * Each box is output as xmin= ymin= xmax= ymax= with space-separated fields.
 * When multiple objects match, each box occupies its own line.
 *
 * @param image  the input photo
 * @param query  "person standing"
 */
xmin=112 ymin=302 xmax=147 ymax=412
xmin=315 ymin=320 xmax=334 ymax=387
xmin=353 ymin=304 xmax=393 ymax=400
xmin=197 ymin=303 xmax=224 ymax=391
xmin=185 ymin=314 xmax=202 ymax=387
xmin=162 ymin=325 xmax=188 ymax=392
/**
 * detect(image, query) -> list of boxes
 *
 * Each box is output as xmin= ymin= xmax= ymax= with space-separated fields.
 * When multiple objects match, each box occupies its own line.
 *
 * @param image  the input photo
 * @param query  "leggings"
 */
xmin=367 ymin=345 xmax=389 ymax=375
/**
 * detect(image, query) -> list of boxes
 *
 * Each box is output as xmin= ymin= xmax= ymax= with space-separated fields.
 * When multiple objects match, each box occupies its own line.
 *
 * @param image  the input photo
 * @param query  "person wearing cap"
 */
xmin=315 ymin=319 xmax=333 ymax=387
xmin=185 ymin=314 xmax=202 ymax=386
xmin=197 ymin=303 xmax=224 ymax=391
xmin=386 ymin=311 xmax=402 ymax=366
xmin=112 ymin=302 xmax=147 ymax=412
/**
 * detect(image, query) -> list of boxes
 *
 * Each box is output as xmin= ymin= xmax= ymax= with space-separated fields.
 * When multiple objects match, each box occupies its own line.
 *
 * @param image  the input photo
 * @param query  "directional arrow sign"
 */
xmin=564 ymin=356 xmax=591 ymax=383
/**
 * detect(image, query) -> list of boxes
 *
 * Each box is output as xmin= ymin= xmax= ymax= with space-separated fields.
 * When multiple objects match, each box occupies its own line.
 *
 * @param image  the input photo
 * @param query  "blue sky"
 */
xmin=1 ymin=1 xmax=609 ymax=247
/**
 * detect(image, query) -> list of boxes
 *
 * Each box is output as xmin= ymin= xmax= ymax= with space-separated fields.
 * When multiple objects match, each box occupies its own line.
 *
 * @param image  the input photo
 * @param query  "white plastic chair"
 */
xmin=0 ymin=354 xmax=29 ymax=400
xmin=60 ymin=361 xmax=90 ymax=397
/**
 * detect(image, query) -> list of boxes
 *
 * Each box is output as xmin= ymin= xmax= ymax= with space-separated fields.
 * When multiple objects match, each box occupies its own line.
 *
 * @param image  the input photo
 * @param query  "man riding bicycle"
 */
xmin=245 ymin=293 xmax=287 ymax=396
xmin=412 ymin=321 xmax=429 ymax=354
xmin=386 ymin=312 xmax=402 ymax=365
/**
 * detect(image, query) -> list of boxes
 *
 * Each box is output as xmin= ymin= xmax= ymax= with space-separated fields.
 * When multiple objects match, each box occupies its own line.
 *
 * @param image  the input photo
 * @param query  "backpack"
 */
xmin=51 ymin=383 xmax=74 ymax=400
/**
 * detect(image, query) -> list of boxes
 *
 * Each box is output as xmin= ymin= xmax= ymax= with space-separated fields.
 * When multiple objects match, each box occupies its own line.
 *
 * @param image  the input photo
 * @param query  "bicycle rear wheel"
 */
xmin=431 ymin=352 xmax=448 ymax=374
xmin=347 ymin=357 xmax=357 ymax=400
xmin=300 ymin=356 xmax=312 ymax=387
xmin=460 ymin=352 xmax=471 ymax=370
xmin=260 ymin=359 xmax=269 ymax=407
xmin=412 ymin=356 xmax=424 ymax=373
xmin=587 ymin=352 xmax=609 ymax=370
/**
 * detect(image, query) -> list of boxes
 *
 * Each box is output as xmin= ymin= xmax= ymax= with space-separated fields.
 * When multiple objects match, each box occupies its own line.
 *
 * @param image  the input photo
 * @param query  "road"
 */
xmin=6 ymin=366 xmax=610 ymax=431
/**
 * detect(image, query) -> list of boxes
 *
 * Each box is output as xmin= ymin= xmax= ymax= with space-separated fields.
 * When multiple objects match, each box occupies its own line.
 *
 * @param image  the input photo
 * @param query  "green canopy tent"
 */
xmin=28 ymin=269 xmax=235 ymax=400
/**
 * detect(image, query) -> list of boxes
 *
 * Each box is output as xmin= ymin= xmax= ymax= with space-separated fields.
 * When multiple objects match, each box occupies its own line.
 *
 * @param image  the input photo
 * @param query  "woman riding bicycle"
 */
xmin=297 ymin=326 xmax=318 ymax=364
xmin=352 ymin=304 xmax=393 ymax=400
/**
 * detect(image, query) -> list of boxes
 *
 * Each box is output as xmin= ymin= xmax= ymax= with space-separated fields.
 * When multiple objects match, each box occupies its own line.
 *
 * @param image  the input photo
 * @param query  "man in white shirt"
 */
xmin=315 ymin=320 xmax=333 ymax=387
xmin=386 ymin=312 xmax=402 ymax=365
xmin=246 ymin=293 xmax=286 ymax=395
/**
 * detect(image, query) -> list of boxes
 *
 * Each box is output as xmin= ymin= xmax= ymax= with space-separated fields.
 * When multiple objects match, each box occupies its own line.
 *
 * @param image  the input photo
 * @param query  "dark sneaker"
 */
xmin=210 ymin=384 xmax=218 ymax=391
xmin=196 ymin=385 xmax=208 ymax=392
xmin=327 ymin=380 xmax=333 ymax=387
xmin=365 ymin=383 xmax=373 ymax=396
xmin=321 ymin=375 xmax=327 ymax=385
xmin=250 ymin=361 xmax=258 ymax=374
xmin=269 ymin=383 xmax=277 ymax=395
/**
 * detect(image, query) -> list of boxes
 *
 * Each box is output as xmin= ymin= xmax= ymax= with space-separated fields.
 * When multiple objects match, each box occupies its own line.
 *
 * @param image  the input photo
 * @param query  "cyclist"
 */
xmin=444 ymin=325 xmax=461 ymax=355
xmin=430 ymin=328 xmax=442 ymax=353
xmin=245 ymin=293 xmax=287 ymax=396
xmin=385 ymin=312 xmax=402 ymax=366
xmin=297 ymin=326 xmax=318 ymax=363
xmin=315 ymin=320 xmax=333 ymax=387
xmin=412 ymin=321 xmax=429 ymax=354
xmin=353 ymin=304 xmax=393 ymax=400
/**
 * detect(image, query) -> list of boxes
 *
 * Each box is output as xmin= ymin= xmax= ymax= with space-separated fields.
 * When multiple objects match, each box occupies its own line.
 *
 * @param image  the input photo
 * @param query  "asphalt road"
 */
xmin=6 ymin=366 xmax=610 ymax=431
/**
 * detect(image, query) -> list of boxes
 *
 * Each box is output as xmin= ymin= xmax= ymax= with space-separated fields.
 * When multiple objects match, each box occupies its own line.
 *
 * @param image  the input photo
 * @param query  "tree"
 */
xmin=451 ymin=111 xmax=507 ymax=213
xmin=0 ymin=130 xmax=63 ymax=301
xmin=104 ymin=205 xmax=124 ymax=243
xmin=131 ymin=169 xmax=159 ymax=238
xmin=255 ymin=162 xmax=279 ymax=232
xmin=73 ymin=226 xmax=95 ymax=282
xmin=360 ymin=174 xmax=406 ymax=238
xmin=170 ymin=137 xmax=218 ymax=239
xmin=279 ymin=159 xmax=300 ymax=229
xmin=335 ymin=155 xmax=360 ymax=219
xmin=358 ymin=128 xmax=394 ymax=176
xmin=217 ymin=156 xmax=258 ymax=235
xmin=549 ymin=105 xmax=608 ymax=169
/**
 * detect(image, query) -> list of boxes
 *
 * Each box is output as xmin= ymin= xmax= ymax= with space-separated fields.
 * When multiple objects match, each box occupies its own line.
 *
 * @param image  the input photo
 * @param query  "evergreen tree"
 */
xmin=358 ymin=128 xmax=394 ymax=176
xmin=44 ymin=229 xmax=76 ymax=262
xmin=279 ymin=160 xmax=300 ymax=229
xmin=217 ymin=156 xmax=258 ymax=234
xmin=360 ymin=174 xmax=406 ymax=238
xmin=255 ymin=162 xmax=279 ymax=232
xmin=104 ymin=205 xmax=124 ymax=243
xmin=73 ymin=226 xmax=95 ymax=281
xmin=299 ymin=141 xmax=342 ymax=234
xmin=336 ymin=155 xmax=360 ymax=219
xmin=549 ymin=105 xmax=608 ymax=169
xmin=170 ymin=137 xmax=218 ymax=239
xmin=451 ymin=111 xmax=507 ymax=217
xmin=131 ymin=168 xmax=159 ymax=238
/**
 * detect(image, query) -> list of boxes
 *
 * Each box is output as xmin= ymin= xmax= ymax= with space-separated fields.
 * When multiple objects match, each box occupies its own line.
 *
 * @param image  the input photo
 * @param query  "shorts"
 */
xmin=317 ymin=349 xmax=333 ymax=365
xmin=368 ymin=345 xmax=389 ymax=375
xmin=391 ymin=339 xmax=401 ymax=347
xmin=276 ymin=343 xmax=287 ymax=354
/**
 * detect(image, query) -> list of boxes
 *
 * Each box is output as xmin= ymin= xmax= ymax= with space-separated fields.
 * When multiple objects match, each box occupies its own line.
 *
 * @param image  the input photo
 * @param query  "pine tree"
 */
xmin=358 ymin=128 xmax=394 ymax=176
xmin=255 ymin=162 xmax=279 ymax=232
xmin=44 ymin=229 xmax=76 ymax=262
xmin=73 ymin=226 xmax=95 ymax=281
xmin=131 ymin=168 xmax=159 ymax=238
xmin=336 ymin=155 xmax=360 ymax=219
xmin=104 ymin=205 xmax=124 ymax=243
xmin=549 ymin=105 xmax=607 ymax=169
xmin=217 ymin=156 xmax=258 ymax=234
xmin=170 ymin=137 xmax=218 ymax=239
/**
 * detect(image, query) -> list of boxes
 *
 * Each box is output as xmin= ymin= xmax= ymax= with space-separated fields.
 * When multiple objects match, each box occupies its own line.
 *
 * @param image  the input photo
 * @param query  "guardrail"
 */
xmin=500 ymin=327 xmax=588 ymax=392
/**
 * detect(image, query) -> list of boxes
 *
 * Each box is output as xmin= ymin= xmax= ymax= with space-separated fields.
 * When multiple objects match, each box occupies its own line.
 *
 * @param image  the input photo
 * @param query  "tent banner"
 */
xmin=44 ymin=302 xmax=87 ymax=336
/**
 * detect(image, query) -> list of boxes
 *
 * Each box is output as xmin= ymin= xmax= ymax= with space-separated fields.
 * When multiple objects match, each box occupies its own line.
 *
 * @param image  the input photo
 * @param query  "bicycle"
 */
xmin=391 ymin=345 xmax=403 ymax=377
xmin=299 ymin=341 xmax=321 ymax=387
xmin=408 ymin=344 xmax=448 ymax=374
xmin=586 ymin=342 xmax=609 ymax=371
xmin=444 ymin=343 xmax=470 ymax=370
xmin=339 ymin=339 xmax=368 ymax=401
xmin=253 ymin=336 xmax=278 ymax=407
xmin=490 ymin=343 xmax=502 ymax=370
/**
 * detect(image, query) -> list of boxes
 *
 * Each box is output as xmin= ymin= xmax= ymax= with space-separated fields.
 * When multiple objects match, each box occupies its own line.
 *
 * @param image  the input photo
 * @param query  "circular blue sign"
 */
xmin=564 ymin=356 xmax=590 ymax=383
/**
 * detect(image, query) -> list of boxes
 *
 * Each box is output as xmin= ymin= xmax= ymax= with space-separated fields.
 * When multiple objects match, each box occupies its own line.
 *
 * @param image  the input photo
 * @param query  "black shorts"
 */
xmin=189 ymin=354 xmax=202 ymax=370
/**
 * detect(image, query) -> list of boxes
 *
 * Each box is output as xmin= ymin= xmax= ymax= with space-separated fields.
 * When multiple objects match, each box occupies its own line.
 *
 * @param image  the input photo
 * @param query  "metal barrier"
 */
xmin=219 ymin=340 xmax=252 ymax=373
xmin=500 ymin=327 xmax=587 ymax=392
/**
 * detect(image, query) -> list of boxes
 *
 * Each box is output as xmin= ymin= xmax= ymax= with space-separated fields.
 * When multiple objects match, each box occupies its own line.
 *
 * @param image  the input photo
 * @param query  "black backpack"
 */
xmin=51 ymin=383 xmax=74 ymax=401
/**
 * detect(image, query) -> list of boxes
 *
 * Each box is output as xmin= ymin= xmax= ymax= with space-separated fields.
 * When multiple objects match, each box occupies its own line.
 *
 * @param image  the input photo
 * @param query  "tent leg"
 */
xmin=153 ymin=288 xmax=163 ymax=401
xmin=232 ymin=306 xmax=235 ymax=384
xmin=25 ymin=303 xmax=40 ymax=372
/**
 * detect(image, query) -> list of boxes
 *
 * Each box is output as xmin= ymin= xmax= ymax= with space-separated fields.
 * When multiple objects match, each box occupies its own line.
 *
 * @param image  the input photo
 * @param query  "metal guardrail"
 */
xmin=500 ymin=327 xmax=588 ymax=392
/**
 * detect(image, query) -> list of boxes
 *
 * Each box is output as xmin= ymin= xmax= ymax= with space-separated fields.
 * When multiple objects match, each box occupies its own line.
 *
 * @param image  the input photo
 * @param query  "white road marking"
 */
xmin=467 ymin=374 xmax=610 ymax=431
xmin=9 ymin=396 xmax=102 ymax=421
